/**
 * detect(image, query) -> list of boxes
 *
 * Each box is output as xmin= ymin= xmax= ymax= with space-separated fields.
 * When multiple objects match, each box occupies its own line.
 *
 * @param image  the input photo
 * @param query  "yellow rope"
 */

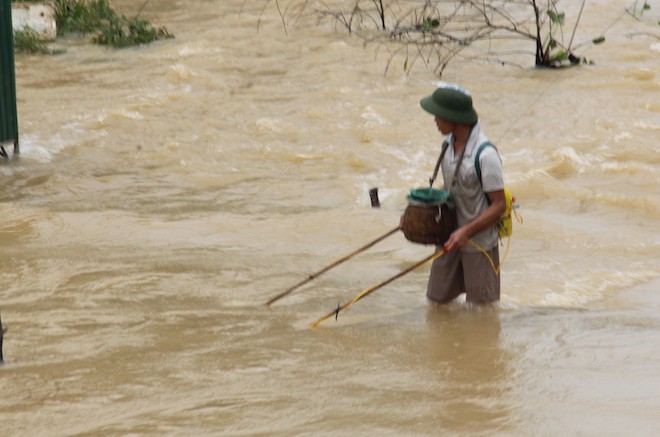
xmin=514 ymin=208 xmax=523 ymax=225
xmin=467 ymin=236 xmax=510 ymax=276
xmin=468 ymin=205 xmax=521 ymax=275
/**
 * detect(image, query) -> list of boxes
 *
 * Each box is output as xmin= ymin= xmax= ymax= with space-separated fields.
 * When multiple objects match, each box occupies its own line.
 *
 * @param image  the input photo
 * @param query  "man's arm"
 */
xmin=443 ymin=189 xmax=506 ymax=252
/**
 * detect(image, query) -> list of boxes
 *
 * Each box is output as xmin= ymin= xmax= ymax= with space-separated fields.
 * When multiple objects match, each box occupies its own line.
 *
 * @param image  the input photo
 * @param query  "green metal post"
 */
xmin=0 ymin=0 xmax=19 ymax=158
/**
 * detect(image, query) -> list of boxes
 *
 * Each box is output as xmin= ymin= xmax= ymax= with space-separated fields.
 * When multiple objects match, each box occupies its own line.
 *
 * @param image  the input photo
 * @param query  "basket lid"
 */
xmin=407 ymin=187 xmax=452 ymax=205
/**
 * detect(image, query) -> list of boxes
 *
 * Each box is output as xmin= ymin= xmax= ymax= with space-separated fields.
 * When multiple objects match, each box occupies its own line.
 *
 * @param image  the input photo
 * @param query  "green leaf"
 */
xmin=559 ymin=12 xmax=566 ymax=24
xmin=550 ymin=49 xmax=568 ymax=61
xmin=547 ymin=10 xmax=565 ymax=25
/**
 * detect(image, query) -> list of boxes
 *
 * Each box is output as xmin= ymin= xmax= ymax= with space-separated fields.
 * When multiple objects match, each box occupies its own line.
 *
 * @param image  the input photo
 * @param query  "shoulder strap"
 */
xmin=475 ymin=141 xmax=501 ymax=205
xmin=474 ymin=141 xmax=498 ymax=186
xmin=429 ymin=139 xmax=450 ymax=188
xmin=430 ymin=139 xmax=469 ymax=194
xmin=450 ymin=144 xmax=468 ymax=192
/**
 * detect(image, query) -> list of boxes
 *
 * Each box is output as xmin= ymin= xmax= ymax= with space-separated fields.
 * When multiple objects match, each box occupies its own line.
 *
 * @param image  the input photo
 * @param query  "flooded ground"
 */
xmin=1 ymin=0 xmax=659 ymax=435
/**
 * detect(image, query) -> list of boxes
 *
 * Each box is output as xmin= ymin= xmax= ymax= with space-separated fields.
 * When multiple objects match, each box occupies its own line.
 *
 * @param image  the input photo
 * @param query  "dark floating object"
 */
xmin=0 ymin=311 xmax=5 ymax=364
xmin=369 ymin=187 xmax=380 ymax=208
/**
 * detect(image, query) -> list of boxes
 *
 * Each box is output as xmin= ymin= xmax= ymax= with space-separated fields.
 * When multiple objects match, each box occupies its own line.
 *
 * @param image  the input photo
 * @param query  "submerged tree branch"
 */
xmin=261 ymin=0 xmax=603 ymax=75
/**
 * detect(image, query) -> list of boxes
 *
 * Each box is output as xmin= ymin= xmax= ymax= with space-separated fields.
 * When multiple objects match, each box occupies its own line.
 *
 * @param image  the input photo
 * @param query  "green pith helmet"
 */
xmin=420 ymin=84 xmax=478 ymax=125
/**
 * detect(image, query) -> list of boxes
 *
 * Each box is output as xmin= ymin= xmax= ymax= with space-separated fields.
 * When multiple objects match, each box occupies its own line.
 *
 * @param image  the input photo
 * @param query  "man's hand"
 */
xmin=444 ymin=226 xmax=470 ymax=252
xmin=443 ymin=189 xmax=506 ymax=251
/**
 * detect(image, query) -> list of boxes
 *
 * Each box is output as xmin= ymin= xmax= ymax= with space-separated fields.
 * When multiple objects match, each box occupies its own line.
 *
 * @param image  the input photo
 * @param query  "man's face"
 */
xmin=434 ymin=116 xmax=454 ymax=135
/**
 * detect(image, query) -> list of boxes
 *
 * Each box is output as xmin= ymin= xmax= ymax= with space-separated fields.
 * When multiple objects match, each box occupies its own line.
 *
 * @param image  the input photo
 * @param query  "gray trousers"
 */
xmin=427 ymin=245 xmax=500 ymax=304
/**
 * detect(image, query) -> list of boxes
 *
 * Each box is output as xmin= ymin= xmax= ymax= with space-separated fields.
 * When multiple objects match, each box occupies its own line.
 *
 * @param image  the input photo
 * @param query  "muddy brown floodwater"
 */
xmin=1 ymin=0 xmax=659 ymax=435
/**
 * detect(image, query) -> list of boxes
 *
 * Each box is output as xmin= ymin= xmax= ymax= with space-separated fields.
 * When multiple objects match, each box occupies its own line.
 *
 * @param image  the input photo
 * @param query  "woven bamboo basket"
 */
xmin=402 ymin=188 xmax=457 ymax=245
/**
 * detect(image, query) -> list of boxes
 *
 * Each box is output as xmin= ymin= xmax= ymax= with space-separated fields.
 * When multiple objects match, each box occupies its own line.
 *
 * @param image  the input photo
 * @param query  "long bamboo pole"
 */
xmin=266 ymin=226 xmax=400 ymax=306
xmin=309 ymin=248 xmax=448 ymax=328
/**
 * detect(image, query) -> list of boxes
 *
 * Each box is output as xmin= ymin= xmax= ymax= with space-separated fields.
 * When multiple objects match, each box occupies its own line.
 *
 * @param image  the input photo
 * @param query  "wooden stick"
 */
xmin=266 ymin=226 xmax=400 ymax=306
xmin=309 ymin=248 xmax=448 ymax=328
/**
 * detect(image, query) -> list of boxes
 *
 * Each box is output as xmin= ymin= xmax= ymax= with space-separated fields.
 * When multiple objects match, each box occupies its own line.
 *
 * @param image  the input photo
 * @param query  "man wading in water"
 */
xmin=417 ymin=84 xmax=506 ymax=304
